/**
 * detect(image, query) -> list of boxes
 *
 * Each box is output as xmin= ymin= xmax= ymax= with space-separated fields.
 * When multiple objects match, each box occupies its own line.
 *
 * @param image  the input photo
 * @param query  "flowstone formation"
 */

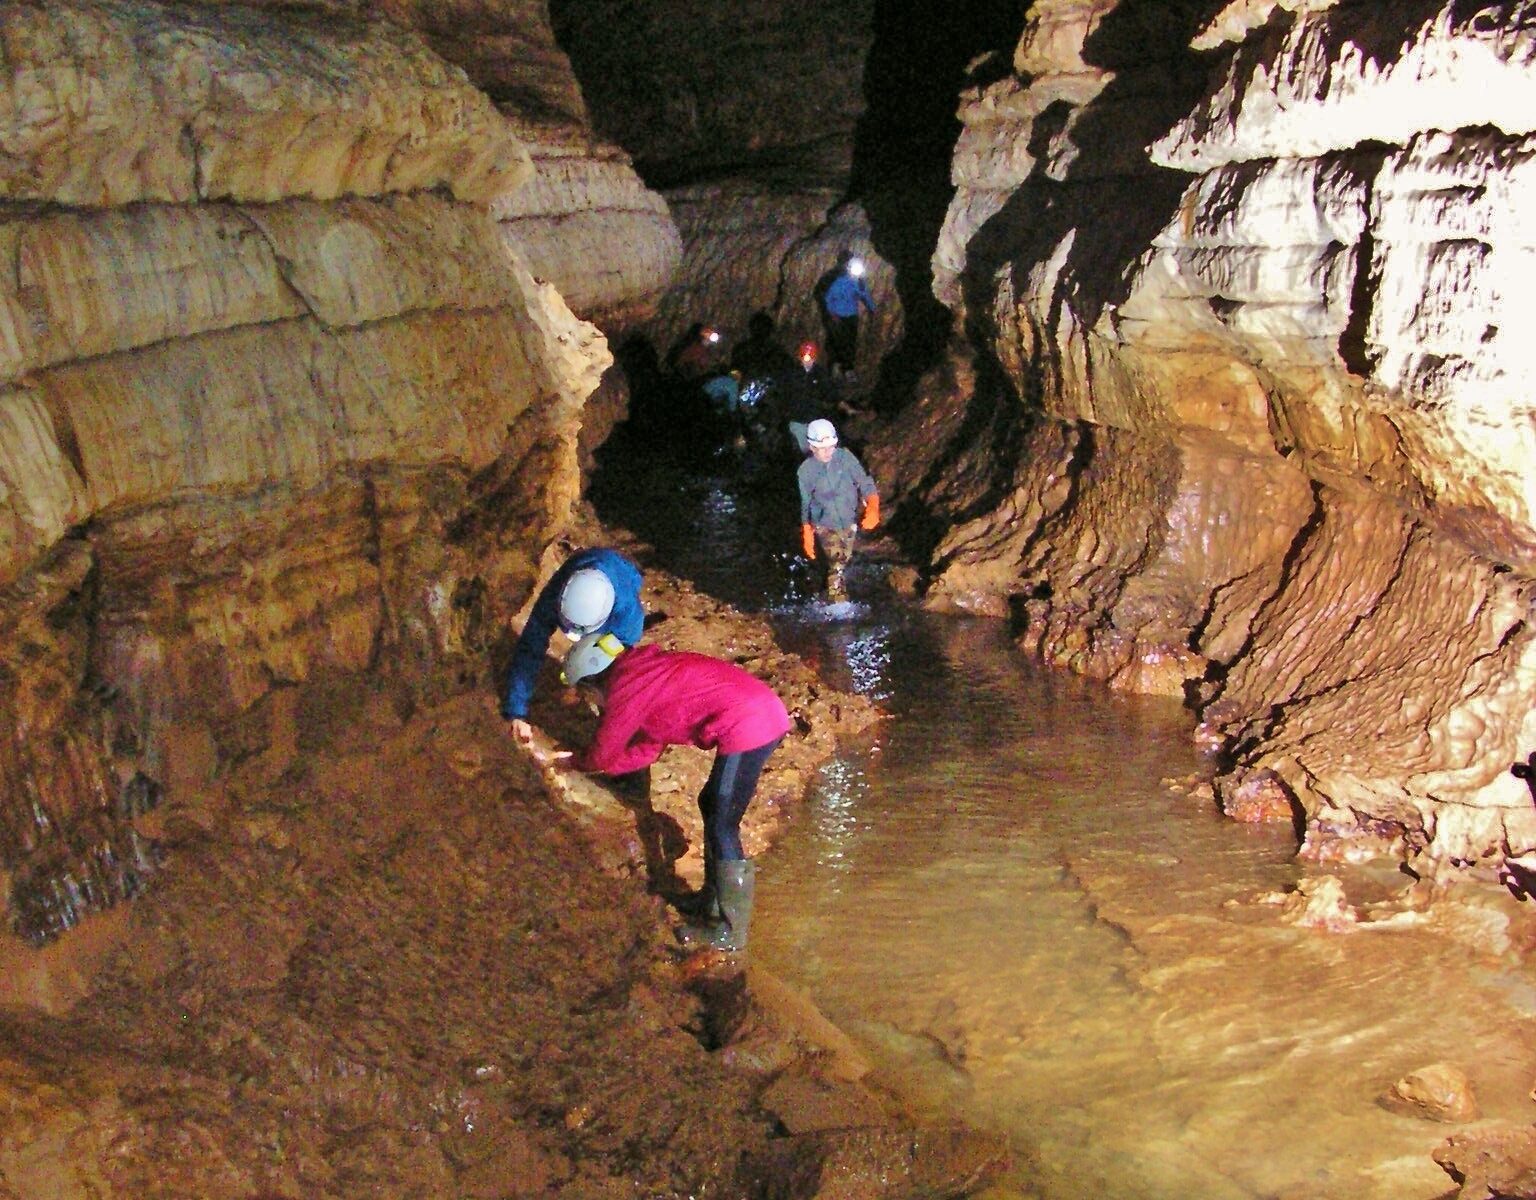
xmin=876 ymin=0 xmax=1536 ymax=883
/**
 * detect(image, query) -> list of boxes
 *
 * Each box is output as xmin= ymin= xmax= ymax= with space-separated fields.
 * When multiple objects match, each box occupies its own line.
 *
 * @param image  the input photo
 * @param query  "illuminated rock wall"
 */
xmin=0 ymin=0 xmax=621 ymax=943
xmin=888 ymin=0 xmax=1536 ymax=879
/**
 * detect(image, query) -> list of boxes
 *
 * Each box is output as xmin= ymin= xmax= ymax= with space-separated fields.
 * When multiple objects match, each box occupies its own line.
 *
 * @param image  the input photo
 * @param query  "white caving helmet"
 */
xmin=847 ymin=256 xmax=866 ymax=278
xmin=806 ymin=418 xmax=838 ymax=448
xmin=559 ymin=567 xmax=616 ymax=635
xmin=561 ymin=632 xmax=624 ymax=687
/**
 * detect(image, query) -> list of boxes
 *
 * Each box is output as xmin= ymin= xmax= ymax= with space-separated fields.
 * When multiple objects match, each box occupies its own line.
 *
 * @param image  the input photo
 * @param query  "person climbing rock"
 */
xmin=535 ymin=634 xmax=790 ymax=953
xmin=500 ymin=547 xmax=645 ymax=745
xmin=817 ymin=251 xmax=875 ymax=382
xmin=797 ymin=418 xmax=879 ymax=602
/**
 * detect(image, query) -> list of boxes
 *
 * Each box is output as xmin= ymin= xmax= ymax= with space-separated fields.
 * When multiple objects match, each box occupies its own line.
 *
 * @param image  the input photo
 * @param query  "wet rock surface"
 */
xmin=881 ymin=0 xmax=1536 ymax=889
xmin=0 ymin=549 xmax=1006 ymax=1198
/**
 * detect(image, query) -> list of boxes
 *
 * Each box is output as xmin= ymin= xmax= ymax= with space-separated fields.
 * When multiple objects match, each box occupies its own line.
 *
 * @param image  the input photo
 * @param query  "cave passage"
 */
xmin=590 ymin=430 xmax=1536 ymax=1200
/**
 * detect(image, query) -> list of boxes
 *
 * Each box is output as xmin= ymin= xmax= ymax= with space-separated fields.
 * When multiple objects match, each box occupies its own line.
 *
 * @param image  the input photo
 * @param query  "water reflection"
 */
xmin=805 ymin=755 xmax=872 ymax=874
xmin=591 ymin=434 xmax=1536 ymax=1200
xmin=755 ymin=611 xmax=1536 ymax=1200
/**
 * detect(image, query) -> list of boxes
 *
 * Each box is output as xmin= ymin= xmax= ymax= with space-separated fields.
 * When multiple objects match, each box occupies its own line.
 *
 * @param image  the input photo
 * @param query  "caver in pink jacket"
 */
xmin=575 ymin=645 xmax=791 ymax=776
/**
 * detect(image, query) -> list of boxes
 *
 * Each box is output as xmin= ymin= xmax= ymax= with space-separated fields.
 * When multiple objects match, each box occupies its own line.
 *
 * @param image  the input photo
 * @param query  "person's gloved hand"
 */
xmin=801 ymin=523 xmax=817 ymax=559
xmin=508 ymin=718 xmax=534 ymax=745
xmin=859 ymin=494 xmax=880 ymax=531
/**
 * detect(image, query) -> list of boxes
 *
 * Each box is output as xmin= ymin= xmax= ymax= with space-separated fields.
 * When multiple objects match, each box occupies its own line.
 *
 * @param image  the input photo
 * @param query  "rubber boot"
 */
xmin=679 ymin=859 xmax=755 ymax=952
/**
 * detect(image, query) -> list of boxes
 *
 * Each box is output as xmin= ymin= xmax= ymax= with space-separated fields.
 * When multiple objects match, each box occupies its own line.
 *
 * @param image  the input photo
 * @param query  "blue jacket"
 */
xmin=501 ymin=548 xmax=645 ymax=720
xmin=823 ymin=273 xmax=874 ymax=318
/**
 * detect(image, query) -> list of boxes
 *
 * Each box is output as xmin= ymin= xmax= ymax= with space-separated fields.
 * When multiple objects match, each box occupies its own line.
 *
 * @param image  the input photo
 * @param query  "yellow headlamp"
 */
xmin=559 ymin=632 xmax=626 ymax=686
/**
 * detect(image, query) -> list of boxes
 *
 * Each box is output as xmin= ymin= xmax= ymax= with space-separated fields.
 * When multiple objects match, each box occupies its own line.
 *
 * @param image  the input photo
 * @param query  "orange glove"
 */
xmin=801 ymin=523 xmax=817 ymax=559
xmin=859 ymin=493 xmax=880 ymax=531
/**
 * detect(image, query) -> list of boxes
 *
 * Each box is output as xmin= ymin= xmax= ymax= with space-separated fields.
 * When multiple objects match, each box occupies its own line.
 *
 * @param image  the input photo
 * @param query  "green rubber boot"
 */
xmin=680 ymin=859 xmax=755 ymax=952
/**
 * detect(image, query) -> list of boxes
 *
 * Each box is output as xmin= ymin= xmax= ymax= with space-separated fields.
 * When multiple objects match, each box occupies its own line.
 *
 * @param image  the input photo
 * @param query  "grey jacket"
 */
xmin=798 ymin=447 xmax=877 ymax=530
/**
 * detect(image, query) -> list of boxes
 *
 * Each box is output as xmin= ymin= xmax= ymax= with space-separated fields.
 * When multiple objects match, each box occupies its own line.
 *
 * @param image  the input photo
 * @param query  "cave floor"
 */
xmin=751 ymin=609 xmax=1536 ymax=1200
xmin=0 ymin=539 xmax=1009 ymax=1199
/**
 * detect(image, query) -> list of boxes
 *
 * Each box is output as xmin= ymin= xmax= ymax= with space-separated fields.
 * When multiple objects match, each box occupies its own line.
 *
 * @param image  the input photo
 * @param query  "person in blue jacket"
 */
xmin=501 ymin=547 xmax=645 ymax=745
xmin=818 ymin=251 xmax=875 ymax=381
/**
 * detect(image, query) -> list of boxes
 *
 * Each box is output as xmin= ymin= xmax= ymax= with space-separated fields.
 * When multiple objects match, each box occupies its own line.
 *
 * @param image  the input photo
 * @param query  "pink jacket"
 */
xmin=576 ymin=645 xmax=792 ymax=776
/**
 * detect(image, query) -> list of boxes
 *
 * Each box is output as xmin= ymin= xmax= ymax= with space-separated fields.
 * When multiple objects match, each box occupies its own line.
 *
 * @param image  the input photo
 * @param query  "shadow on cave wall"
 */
xmin=919 ymin=0 xmax=1234 ymax=546
xmin=956 ymin=0 xmax=1477 ymax=382
xmin=850 ymin=0 xmax=1023 ymax=415
xmin=938 ymin=0 xmax=1464 ymax=536
xmin=959 ymin=1 xmax=1228 ymax=347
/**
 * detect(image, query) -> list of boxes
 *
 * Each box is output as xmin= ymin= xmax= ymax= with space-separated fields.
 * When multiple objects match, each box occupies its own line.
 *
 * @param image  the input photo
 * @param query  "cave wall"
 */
xmin=880 ymin=0 xmax=1536 ymax=879
xmin=0 ymin=0 xmax=649 ymax=944
xmin=548 ymin=0 xmax=905 ymax=384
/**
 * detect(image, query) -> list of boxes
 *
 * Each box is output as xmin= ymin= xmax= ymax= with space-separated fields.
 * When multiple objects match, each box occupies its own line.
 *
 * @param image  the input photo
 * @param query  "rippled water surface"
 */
xmin=593 ymin=432 xmax=1536 ymax=1200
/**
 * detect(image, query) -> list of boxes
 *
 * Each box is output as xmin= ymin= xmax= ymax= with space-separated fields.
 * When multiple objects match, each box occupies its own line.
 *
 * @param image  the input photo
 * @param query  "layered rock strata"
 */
xmin=894 ymin=0 xmax=1536 ymax=880
xmin=0 ymin=0 xmax=613 ymax=944
xmin=341 ymin=0 xmax=685 ymax=457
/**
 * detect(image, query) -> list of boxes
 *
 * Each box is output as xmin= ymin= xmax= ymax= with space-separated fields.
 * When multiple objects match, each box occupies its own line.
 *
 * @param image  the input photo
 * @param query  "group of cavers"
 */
xmin=502 ymin=259 xmax=884 ymax=956
xmin=660 ymin=252 xmax=877 ymax=463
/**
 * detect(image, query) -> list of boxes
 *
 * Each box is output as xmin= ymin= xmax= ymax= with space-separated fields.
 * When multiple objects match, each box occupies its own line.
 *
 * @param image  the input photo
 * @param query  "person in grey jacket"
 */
xmin=796 ymin=419 xmax=879 ymax=602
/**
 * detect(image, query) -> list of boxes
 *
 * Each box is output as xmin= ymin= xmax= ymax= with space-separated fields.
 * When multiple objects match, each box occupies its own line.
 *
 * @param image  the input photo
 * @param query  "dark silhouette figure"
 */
xmin=731 ymin=311 xmax=796 ymax=381
xmin=666 ymin=322 xmax=725 ymax=382
xmin=1500 ymin=751 xmax=1536 ymax=900
xmin=779 ymin=341 xmax=837 ymax=455
xmin=815 ymin=251 xmax=875 ymax=379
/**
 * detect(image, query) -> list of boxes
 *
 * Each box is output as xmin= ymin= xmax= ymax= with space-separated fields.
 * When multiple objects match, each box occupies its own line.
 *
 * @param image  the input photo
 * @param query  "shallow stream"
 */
xmin=591 ymin=430 xmax=1536 ymax=1200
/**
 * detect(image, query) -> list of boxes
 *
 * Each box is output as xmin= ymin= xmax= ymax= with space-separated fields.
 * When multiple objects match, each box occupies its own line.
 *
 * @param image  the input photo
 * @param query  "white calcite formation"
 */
xmin=907 ymin=0 xmax=1536 ymax=881
xmin=0 ymin=0 xmax=622 ymax=943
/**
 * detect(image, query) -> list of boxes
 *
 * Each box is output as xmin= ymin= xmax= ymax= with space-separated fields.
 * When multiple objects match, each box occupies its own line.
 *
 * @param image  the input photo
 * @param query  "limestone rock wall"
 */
xmin=648 ymin=184 xmax=902 ymax=381
xmin=177 ymin=0 xmax=683 ymax=332
xmin=493 ymin=134 xmax=681 ymax=330
xmin=545 ymin=0 xmax=903 ymax=390
xmin=897 ymin=0 xmax=1536 ymax=880
xmin=0 ymin=0 xmax=614 ymax=944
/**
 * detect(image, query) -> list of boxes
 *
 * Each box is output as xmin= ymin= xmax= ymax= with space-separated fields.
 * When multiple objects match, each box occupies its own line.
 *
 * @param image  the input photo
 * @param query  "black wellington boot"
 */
xmin=707 ymin=859 xmax=755 ymax=952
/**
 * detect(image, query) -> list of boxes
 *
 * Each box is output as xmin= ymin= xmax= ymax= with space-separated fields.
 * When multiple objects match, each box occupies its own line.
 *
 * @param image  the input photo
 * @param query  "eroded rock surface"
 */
xmin=886 ymin=0 xmax=1536 ymax=884
xmin=549 ymin=0 xmax=905 ymax=385
xmin=0 ymin=0 xmax=612 ymax=942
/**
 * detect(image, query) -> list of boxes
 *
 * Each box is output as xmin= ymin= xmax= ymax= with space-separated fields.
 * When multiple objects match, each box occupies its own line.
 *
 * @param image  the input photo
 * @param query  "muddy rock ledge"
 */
xmin=0 ymin=531 xmax=1008 ymax=1199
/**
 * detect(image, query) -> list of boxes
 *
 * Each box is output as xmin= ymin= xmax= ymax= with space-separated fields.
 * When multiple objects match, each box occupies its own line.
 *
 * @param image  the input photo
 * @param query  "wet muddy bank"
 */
xmin=0 ymin=518 xmax=1007 ymax=1199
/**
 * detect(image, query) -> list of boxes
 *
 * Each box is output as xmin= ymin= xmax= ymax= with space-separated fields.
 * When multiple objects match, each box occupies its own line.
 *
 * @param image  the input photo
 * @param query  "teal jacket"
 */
xmin=798 ymin=448 xmax=877 ymax=531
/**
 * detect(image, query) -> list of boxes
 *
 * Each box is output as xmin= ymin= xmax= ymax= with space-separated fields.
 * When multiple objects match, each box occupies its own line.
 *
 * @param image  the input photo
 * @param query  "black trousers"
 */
xmin=700 ymin=736 xmax=783 ymax=861
xmin=825 ymin=313 xmax=859 ymax=371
